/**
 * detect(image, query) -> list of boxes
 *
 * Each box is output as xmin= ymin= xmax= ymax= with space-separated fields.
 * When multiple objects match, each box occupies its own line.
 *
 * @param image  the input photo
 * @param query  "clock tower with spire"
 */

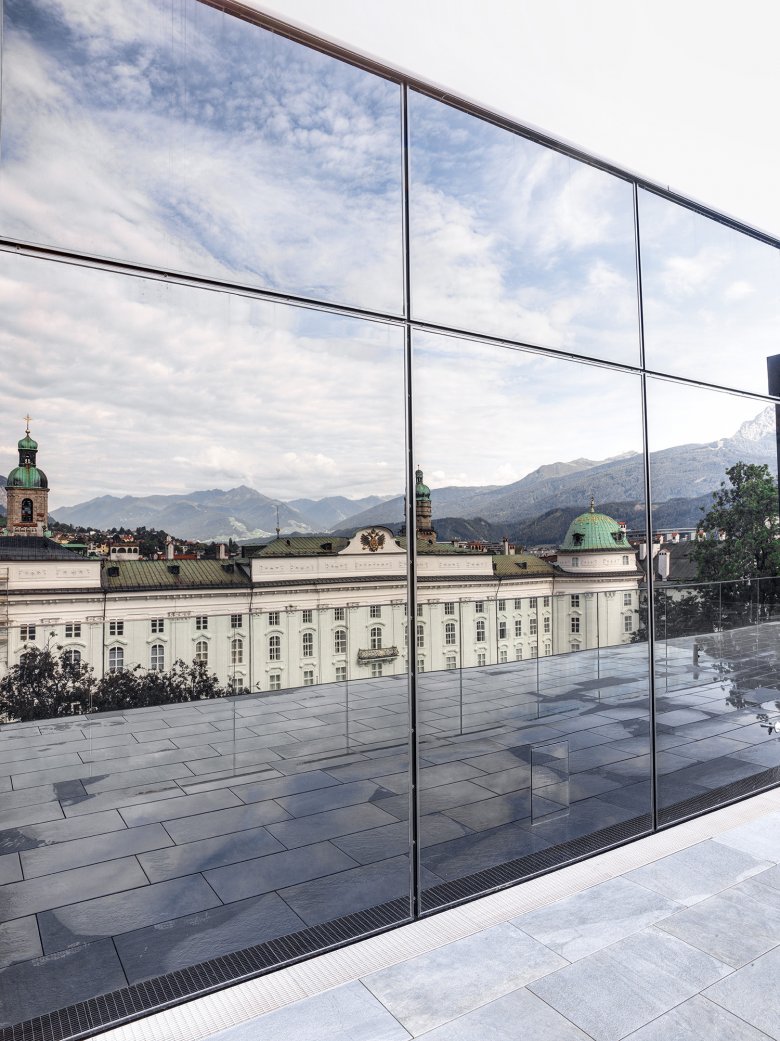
xmin=4 ymin=416 xmax=50 ymax=537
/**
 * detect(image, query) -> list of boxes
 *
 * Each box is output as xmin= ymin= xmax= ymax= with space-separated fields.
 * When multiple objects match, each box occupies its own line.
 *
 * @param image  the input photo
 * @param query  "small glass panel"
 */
xmin=647 ymin=379 xmax=780 ymax=823
xmin=409 ymin=91 xmax=640 ymax=364
xmin=0 ymin=0 xmax=404 ymax=313
xmin=639 ymin=190 xmax=780 ymax=394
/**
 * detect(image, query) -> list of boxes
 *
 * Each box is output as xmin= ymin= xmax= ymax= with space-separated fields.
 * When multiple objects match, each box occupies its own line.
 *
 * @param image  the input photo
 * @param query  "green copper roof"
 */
xmin=560 ymin=504 xmax=629 ymax=552
xmin=18 ymin=434 xmax=37 ymax=451
xmin=6 ymin=465 xmax=48 ymax=489
xmin=415 ymin=467 xmax=430 ymax=500
xmin=493 ymin=553 xmax=555 ymax=576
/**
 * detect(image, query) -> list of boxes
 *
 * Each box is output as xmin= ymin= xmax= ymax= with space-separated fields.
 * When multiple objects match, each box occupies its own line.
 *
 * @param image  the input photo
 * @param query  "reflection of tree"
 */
xmin=0 ymin=647 xmax=229 ymax=723
xmin=694 ymin=463 xmax=780 ymax=581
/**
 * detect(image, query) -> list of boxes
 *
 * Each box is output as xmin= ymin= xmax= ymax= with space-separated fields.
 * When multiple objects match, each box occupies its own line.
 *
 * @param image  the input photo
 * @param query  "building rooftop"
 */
xmin=0 ymin=535 xmax=82 ymax=561
xmin=100 ymin=558 xmax=251 ymax=590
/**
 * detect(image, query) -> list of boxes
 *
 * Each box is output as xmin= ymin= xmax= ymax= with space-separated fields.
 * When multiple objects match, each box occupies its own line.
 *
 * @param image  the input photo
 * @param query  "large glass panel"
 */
xmin=409 ymin=91 xmax=640 ymax=365
xmin=639 ymin=190 xmax=780 ymax=394
xmin=0 ymin=0 xmax=404 ymax=313
xmin=646 ymin=378 xmax=780 ymax=824
xmin=411 ymin=332 xmax=651 ymax=909
xmin=0 ymin=251 xmax=409 ymax=1028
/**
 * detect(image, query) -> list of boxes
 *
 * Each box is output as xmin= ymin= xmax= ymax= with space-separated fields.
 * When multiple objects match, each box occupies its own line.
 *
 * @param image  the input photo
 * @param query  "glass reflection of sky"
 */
xmin=0 ymin=0 xmax=404 ymax=313
xmin=0 ymin=252 xmax=405 ymax=506
xmin=413 ymin=331 xmax=645 ymax=495
xmin=409 ymin=92 xmax=640 ymax=365
xmin=640 ymin=190 xmax=780 ymax=396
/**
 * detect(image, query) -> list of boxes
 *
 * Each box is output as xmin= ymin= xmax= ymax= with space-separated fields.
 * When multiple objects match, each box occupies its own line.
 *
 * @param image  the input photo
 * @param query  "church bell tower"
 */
xmin=4 ymin=417 xmax=50 ymax=537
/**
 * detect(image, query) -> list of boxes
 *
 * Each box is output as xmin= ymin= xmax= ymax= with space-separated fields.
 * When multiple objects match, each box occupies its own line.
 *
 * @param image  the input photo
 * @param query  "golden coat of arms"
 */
xmin=360 ymin=529 xmax=386 ymax=553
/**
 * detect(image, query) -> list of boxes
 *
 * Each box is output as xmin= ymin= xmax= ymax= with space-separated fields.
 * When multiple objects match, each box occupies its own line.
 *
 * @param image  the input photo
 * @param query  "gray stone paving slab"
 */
xmin=0 ymin=856 xmax=149 ymax=921
xmin=0 ymin=809 xmax=127 ymax=855
xmin=279 ymin=854 xmax=419 ymax=926
xmin=422 ymin=821 xmax=548 ymax=882
xmin=714 ymin=811 xmax=780 ymax=862
xmin=207 ymin=981 xmax=411 ymax=1041
xmin=363 ymin=922 xmax=565 ymax=1036
xmin=442 ymin=789 xmax=532 ymax=830
xmin=323 ymin=754 xmax=410 ymax=783
xmin=20 ymin=821 xmax=173 ymax=879
xmin=622 ymin=994 xmax=773 ymax=1041
xmin=118 ymin=788 xmax=243 ymax=827
xmin=0 ymin=801 xmax=64 ymax=831
xmin=704 ymin=945 xmax=780 ymax=1039
xmin=0 ymin=937 xmax=128 ymax=1027
xmin=414 ymin=986 xmax=592 ymax=1041
xmin=38 ymin=875 xmax=223 ymax=954
xmin=162 ymin=799 xmax=291 ymax=844
xmin=232 ymin=769 xmax=341 ymax=803
xmin=180 ymin=766 xmax=282 ymax=793
xmin=625 ymin=838 xmax=770 ymax=905
xmin=80 ymin=761 xmax=195 ymax=794
xmin=333 ymin=814 xmax=467 ymax=866
xmin=62 ymin=779 xmax=183 ymax=817
xmin=267 ymin=803 xmax=401 ymax=849
xmin=205 ymin=840 xmax=358 ymax=903
xmin=138 ymin=825 xmax=285 ymax=883
xmin=528 ymin=928 xmax=731 ymax=1041
xmin=115 ymin=892 xmax=306 ymax=985
xmin=514 ymin=877 xmax=682 ymax=961
xmin=0 ymin=915 xmax=41 ymax=969
xmin=277 ymin=779 xmax=395 ymax=818
xmin=656 ymin=876 xmax=780 ymax=967
xmin=0 ymin=853 xmax=22 ymax=885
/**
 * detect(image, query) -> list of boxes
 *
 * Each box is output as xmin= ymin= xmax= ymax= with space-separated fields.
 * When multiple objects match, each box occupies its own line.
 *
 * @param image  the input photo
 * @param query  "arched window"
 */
xmin=150 ymin=644 xmax=165 ymax=671
xmin=334 ymin=628 xmax=347 ymax=654
xmin=370 ymin=626 xmax=382 ymax=650
xmin=445 ymin=621 xmax=456 ymax=645
xmin=302 ymin=631 xmax=314 ymax=657
xmin=21 ymin=498 xmax=33 ymax=523
xmin=476 ymin=619 xmax=486 ymax=642
xmin=63 ymin=648 xmax=81 ymax=666
xmin=269 ymin=634 xmax=281 ymax=661
xmin=108 ymin=646 xmax=124 ymax=673
xmin=231 ymin=637 xmax=243 ymax=665
xmin=195 ymin=640 xmax=208 ymax=664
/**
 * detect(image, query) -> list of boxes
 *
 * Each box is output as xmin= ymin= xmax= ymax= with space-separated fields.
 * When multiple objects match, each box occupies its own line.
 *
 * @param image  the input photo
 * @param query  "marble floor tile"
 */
xmin=514 ymin=876 xmax=681 ymax=961
xmin=622 ymin=994 xmax=773 ymax=1041
xmin=206 ymin=981 xmax=410 ymax=1041
xmin=363 ymin=923 xmax=565 ymax=1036
xmin=714 ymin=811 xmax=780 ymax=862
xmin=704 ymin=945 xmax=780 ymax=1039
xmin=528 ymin=928 xmax=730 ymax=1041
xmin=656 ymin=876 xmax=780 ymax=967
xmin=625 ymin=838 xmax=770 ymax=905
xmin=411 ymin=987 xmax=591 ymax=1041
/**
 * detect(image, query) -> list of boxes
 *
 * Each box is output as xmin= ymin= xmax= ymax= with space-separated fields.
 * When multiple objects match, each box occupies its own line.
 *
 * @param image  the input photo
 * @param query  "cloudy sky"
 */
xmin=1 ymin=0 xmax=777 ymax=509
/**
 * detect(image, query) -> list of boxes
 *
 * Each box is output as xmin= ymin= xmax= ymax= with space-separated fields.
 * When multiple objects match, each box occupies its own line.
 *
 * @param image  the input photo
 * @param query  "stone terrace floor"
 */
xmin=2 ymin=627 xmax=780 ymax=1029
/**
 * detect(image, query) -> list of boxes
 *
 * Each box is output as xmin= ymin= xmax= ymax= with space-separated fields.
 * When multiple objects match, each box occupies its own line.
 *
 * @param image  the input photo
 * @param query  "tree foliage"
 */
xmin=693 ymin=462 xmax=780 ymax=582
xmin=0 ymin=648 xmax=229 ymax=723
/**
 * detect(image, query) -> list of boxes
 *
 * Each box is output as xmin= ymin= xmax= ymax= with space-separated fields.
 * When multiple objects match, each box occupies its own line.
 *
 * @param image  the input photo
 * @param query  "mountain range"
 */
xmin=13 ymin=406 xmax=778 ymax=543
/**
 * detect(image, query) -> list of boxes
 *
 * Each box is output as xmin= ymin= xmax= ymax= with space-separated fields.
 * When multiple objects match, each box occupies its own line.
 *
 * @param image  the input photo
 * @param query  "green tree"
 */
xmin=0 ymin=645 xmax=96 ymax=722
xmin=693 ymin=462 xmax=780 ymax=582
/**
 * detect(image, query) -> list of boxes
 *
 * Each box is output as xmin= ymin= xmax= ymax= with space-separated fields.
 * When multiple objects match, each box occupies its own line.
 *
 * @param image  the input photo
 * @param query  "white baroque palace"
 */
xmin=1 ymin=440 xmax=642 ymax=690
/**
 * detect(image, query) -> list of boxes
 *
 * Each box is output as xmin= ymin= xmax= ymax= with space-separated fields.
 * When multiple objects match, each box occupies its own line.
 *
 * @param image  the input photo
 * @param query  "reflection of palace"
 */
xmin=1 ymin=431 xmax=640 ymax=686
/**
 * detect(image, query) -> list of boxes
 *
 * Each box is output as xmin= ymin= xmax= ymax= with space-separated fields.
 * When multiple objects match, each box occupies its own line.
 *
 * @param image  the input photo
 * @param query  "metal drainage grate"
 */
xmin=658 ymin=766 xmax=780 ymax=828
xmin=0 ymin=899 xmax=410 ymax=1041
xmin=421 ymin=812 xmax=654 ymax=911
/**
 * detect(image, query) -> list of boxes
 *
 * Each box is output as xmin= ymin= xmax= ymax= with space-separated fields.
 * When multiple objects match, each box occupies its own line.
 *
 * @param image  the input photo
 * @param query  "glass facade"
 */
xmin=0 ymin=2 xmax=779 ymax=1035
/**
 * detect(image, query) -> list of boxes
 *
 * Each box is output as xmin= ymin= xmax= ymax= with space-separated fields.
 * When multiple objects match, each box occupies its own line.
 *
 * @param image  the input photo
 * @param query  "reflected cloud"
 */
xmin=0 ymin=0 xmax=404 ymax=312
